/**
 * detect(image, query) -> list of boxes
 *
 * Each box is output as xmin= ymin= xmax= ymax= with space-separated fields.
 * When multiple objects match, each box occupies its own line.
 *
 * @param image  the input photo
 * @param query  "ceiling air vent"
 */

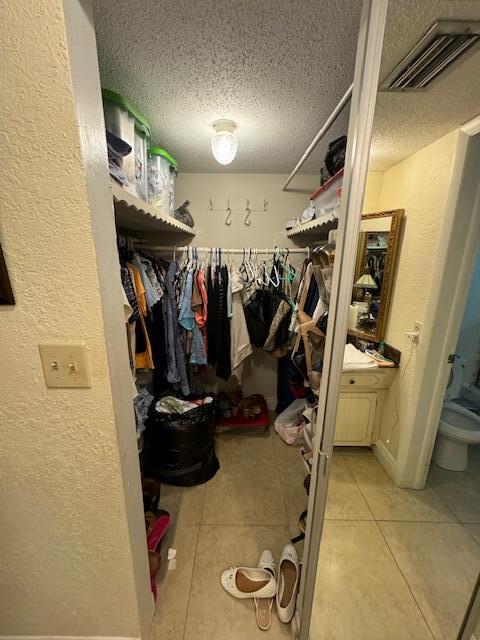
xmin=381 ymin=20 xmax=480 ymax=91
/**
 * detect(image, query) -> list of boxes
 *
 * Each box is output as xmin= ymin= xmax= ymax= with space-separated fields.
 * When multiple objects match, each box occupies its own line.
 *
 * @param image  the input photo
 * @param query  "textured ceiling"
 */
xmin=371 ymin=0 xmax=480 ymax=171
xmin=92 ymin=0 xmax=480 ymax=175
xmin=92 ymin=0 xmax=359 ymax=174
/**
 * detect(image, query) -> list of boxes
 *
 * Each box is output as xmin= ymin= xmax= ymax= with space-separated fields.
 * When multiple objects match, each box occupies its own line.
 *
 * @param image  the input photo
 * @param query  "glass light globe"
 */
xmin=211 ymin=120 xmax=237 ymax=165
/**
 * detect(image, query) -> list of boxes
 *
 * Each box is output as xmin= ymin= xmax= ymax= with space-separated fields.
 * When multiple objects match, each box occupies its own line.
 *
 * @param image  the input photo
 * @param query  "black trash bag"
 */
xmin=142 ymin=399 xmax=219 ymax=486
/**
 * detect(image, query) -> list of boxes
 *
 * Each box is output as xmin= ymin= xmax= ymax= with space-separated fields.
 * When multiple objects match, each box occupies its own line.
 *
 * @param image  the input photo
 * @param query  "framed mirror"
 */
xmin=348 ymin=209 xmax=404 ymax=342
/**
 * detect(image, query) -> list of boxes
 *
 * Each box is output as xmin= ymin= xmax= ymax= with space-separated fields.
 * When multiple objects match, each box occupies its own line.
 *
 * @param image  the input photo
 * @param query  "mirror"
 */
xmin=348 ymin=209 xmax=404 ymax=342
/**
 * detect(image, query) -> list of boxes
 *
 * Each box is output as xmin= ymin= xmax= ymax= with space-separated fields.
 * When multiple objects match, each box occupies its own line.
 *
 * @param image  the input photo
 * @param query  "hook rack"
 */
xmin=209 ymin=197 xmax=269 ymax=226
xmin=244 ymin=198 xmax=268 ymax=226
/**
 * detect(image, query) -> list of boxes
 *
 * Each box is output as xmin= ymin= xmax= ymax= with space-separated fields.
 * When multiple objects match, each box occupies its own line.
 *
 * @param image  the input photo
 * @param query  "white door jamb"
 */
xmin=296 ymin=2 xmax=387 ymax=638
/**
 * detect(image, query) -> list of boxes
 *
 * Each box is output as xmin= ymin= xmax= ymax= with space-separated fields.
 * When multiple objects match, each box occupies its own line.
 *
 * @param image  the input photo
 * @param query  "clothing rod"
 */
xmin=134 ymin=244 xmax=310 ymax=254
xmin=282 ymin=83 xmax=353 ymax=192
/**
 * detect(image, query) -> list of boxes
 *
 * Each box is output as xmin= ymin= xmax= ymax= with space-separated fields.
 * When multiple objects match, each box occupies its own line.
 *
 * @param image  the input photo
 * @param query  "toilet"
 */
xmin=433 ymin=359 xmax=480 ymax=471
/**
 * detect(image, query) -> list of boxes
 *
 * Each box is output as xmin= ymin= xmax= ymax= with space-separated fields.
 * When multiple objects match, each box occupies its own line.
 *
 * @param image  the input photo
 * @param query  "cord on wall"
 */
xmin=385 ymin=341 xmax=416 ymax=446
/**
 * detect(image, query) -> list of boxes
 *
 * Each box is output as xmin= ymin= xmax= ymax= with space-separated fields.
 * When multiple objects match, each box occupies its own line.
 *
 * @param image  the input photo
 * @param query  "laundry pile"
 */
xmin=221 ymin=544 xmax=300 ymax=631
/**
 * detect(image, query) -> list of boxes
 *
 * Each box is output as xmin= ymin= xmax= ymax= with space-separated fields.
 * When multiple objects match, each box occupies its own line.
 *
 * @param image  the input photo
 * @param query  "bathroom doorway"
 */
xmin=400 ymin=125 xmax=480 ymax=490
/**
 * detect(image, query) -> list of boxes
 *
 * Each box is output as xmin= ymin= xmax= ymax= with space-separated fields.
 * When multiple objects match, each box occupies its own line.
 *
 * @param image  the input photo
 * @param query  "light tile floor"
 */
xmin=150 ymin=430 xmax=480 ymax=640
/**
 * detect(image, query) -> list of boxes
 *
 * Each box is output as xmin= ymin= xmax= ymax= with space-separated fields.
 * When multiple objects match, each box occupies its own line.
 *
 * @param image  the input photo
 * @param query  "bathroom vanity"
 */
xmin=335 ymin=368 xmax=395 ymax=446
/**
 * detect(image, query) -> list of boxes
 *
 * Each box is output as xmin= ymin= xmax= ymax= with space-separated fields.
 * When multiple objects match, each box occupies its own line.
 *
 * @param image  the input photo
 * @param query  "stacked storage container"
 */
xmin=102 ymin=89 xmax=151 ymax=201
xmin=148 ymin=147 xmax=178 ymax=217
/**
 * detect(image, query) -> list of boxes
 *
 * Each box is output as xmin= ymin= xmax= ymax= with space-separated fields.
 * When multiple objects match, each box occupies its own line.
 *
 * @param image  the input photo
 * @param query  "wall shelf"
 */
xmin=286 ymin=215 xmax=338 ymax=239
xmin=111 ymin=181 xmax=195 ymax=236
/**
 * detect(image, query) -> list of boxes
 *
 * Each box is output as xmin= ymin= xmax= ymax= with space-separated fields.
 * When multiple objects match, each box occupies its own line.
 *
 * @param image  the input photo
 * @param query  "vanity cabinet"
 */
xmin=334 ymin=368 xmax=394 ymax=446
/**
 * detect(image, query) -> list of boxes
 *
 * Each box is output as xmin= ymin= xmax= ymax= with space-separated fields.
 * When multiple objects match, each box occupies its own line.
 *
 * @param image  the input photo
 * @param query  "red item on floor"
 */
xmin=147 ymin=512 xmax=170 ymax=552
xmin=148 ymin=511 xmax=170 ymax=600
xmin=216 ymin=396 xmax=269 ymax=429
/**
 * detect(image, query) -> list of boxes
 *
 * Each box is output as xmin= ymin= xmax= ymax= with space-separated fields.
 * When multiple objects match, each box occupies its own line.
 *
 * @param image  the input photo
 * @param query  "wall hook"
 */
xmin=244 ymin=198 xmax=252 ymax=226
xmin=225 ymin=198 xmax=232 ymax=226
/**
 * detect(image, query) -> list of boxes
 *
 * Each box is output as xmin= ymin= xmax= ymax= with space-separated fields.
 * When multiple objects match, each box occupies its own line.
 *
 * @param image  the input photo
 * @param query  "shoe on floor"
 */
xmin=276 ymin=544 xmax=299 ymax=623
xmin=254 ymin=550 xmax=276 ymax=631
xmin=221 ymin=565 xmax=277 ymax=600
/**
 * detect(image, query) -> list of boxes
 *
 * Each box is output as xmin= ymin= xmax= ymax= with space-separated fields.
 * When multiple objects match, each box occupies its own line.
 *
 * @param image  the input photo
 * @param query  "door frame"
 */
xmin=458 ymin=573 xmax=480 ymax=640
xmin=296 ymin=1 xmax=387 ymax=638
xmin=394 ymin=116 xmax=480 ymax=489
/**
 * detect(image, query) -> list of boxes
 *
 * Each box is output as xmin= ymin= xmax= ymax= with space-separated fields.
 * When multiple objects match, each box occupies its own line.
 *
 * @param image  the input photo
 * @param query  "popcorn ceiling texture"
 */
xmin=0 ymin=0 xmax=148 ymax=636
xmin=92 ymin=0 xmax=480 ymax=174
xmin=92 ymin=0 xmax=359 ymax=174
xmin=372 ymin=0 xmax=480 ymax=170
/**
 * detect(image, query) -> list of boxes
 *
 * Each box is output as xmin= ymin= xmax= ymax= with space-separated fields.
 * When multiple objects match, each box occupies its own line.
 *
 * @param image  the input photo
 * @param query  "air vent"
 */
xmin=381 ymin=20 xmax=480 ymax=91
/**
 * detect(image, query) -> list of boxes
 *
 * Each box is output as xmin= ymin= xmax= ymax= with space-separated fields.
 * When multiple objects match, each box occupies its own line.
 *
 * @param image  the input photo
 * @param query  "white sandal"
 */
xmin=254 ymin=550 xmax=276 ymax=631
xmin=220 ymin=565 xmax=277 ymax=600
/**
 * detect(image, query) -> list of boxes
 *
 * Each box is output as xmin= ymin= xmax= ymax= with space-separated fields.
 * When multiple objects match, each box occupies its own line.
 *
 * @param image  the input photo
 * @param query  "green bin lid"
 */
xmin=149 ymin=146 xmax=178 ymax=170
xmin=102 ymin=88 xmax=151 ymax=137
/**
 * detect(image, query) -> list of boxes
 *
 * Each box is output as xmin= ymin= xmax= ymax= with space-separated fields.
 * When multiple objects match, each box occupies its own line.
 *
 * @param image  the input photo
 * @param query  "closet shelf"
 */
xmin=286 ymin=216 xmax=338 ymax=239
xmin=111 ymin=181 xmax=195 ymax=236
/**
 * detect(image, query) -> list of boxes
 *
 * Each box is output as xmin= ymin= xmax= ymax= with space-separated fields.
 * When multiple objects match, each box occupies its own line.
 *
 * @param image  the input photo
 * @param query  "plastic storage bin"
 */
xmin=102 ymin=89 xmax=151 ymax=201
xmin=148 ymin=147 xmax=178 ymax=216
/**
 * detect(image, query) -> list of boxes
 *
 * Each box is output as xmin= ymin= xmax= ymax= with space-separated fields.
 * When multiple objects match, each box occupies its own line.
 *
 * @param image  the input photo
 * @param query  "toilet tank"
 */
xmin=445 ymin=358 xmax=467 ymax=401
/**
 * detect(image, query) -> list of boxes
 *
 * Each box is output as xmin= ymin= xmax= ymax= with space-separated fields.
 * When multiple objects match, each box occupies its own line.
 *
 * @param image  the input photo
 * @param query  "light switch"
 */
xmin=39 ymin=343 xmax=92 ymax=388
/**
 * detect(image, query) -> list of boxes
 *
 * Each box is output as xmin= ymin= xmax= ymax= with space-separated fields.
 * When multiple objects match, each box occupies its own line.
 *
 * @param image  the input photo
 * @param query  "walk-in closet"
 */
xmin=89 ymin=0 xmax=480 ymax=638
xmin=90 ymin=0 xmax=367 ymax=636
xmin=4 ymin=0 xmax=480 ymax=639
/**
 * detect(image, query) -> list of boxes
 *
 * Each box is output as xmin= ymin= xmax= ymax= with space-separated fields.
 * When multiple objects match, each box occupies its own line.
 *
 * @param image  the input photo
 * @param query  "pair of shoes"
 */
xmin=220 ymin=544 xmax=299 ymax=630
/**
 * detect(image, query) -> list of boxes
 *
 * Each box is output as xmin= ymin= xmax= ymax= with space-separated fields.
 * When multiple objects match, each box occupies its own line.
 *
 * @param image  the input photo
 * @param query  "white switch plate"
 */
xmin=39 ymin=343 xmax=92 ymax=388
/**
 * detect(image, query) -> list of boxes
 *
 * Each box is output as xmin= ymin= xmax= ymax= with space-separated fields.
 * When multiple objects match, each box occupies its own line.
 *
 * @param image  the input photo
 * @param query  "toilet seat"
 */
xmin=439 ymin=401 xmax=480 ymax=444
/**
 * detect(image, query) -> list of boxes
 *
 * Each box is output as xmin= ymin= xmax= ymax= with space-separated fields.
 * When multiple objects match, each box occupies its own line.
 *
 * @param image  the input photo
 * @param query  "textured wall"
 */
xmin=371 ymin=131 xmax=459 ymax=459
xmin=0 ymin=0 xmax=148 ymax=636
xmin=176 ymin=172 xmax=318 ymax=248
xmin=363 ymin=172 xmax=383 ymax=212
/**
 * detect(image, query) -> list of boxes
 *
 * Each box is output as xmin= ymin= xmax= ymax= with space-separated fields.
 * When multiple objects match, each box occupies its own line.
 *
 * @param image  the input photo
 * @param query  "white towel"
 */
xmin=343 ymin=343 xmax=377 ymax=370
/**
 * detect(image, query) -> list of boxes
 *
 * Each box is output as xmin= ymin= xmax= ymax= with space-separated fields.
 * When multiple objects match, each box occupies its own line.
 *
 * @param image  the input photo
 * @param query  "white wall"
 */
xmin=176 ymin=172 xmax=318 ymax=406
xmin=176 ymin=172 xmax=318 ymax=248
xmin=365 ymin=131 xmax=460 ymax=462
xmin=0 ymin=0 xmax=152 ymax=636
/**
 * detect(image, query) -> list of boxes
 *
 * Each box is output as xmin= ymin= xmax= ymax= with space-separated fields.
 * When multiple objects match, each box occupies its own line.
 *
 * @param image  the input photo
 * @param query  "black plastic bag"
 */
xmin=142 ymin=399 xmax=219 ymax=486
xmin=325 ymin=135 xmax=347 ymax=177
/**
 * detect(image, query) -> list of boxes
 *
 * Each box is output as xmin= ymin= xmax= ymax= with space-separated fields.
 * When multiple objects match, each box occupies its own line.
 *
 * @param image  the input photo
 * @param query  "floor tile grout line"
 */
xmin=180 ymin=476 xmax=208 ymax=640
xmin=427 ymin=481 xmax=461 ymax=524
xmin=341 ymin=454 xmax=436 ymax=637
xmin=180 ymin=522 xmax=202 ymax=640
xmin=462 ymin=523 xmax=480 ymax=547
xmin=267 ymin=423 xmax=294 ymax=530
xmin=375 ymin=520 xmax=436 ymax=639
xmin=342 ymin=454 xmax=377 ymax=521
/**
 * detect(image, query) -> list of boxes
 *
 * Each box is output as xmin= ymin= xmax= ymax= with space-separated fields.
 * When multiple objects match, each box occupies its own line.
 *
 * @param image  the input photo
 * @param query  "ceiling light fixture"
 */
xmin=211 ymin=120 xmax=237 ymax=165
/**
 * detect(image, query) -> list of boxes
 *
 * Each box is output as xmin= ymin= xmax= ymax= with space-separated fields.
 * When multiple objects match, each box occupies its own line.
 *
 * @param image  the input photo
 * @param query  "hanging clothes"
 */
xmin=206 ymin=265 xmax=218 ymax=366
xmin=215 ymin=265 xmax=231 ymax=381
xmin=127 ymin=261 xmax=154 ymax=370
xmin=164 ymin=260 xmax=189 ymax=396
xmin=230 ymin=266 xmax=253 ymax=381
